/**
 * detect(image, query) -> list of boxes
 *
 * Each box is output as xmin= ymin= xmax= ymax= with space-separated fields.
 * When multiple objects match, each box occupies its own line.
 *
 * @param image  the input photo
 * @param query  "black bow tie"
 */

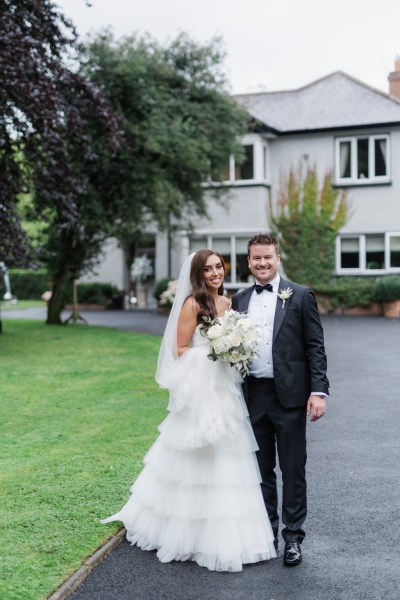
xmin=255 ymin=283 xmax=273 ymax=294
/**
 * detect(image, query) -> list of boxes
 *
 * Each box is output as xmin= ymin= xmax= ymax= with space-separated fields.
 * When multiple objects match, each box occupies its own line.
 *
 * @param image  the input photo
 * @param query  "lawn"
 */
xmin=0 ymin=320 xmax=166 ymax=600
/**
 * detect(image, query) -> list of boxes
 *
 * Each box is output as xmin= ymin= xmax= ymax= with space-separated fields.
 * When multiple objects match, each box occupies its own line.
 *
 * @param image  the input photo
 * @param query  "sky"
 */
xmin=57 ymin=0 xmax=400 ymax=95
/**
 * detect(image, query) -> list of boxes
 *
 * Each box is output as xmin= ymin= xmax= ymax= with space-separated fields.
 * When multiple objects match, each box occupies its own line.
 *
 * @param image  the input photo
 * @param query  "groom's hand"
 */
xmin=307 ymin=395 xmax=326 ymax=422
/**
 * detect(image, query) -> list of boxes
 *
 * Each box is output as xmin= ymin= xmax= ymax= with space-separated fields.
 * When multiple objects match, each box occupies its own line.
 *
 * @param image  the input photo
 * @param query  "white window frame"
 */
xmin=387 ymin=232 xmax=400 ymax=269
xmin=335 ymin=134 xmax=390 ymax=185
xmin=189 ymin=230 xmax=257 ymax=288
xmin=336 ymin=232 xmax=400 ymax=274
xmin=211 ymin=134 xmax=270 ymax=186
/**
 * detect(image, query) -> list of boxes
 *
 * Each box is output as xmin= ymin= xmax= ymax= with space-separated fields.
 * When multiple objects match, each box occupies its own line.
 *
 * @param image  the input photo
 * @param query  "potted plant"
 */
xmin=131 ymin=255 xmax=153 ymax=308
xmin=157 ymin=279 xmax=177 ymax=315
xmin=372 ymin=276 xmax=400 ymax=318
xmin=153 ymin=278 xmax=171 ymax=314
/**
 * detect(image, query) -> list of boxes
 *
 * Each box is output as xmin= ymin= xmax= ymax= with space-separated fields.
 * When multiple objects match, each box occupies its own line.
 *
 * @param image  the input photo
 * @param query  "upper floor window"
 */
xmin=235 ymin=145 xmax=254 ymax=180
xmin=216 ymin=135 xmax=269 ymax=185
xmin=336 ymin=232 xmax=400 ymax=273
xmin=335 ymin=135 xmax=390 ymax=185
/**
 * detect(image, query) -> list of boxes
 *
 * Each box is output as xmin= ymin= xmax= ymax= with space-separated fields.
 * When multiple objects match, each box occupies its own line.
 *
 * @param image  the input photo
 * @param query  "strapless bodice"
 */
xmin=190 ymin=325 xmax=208 ymax=348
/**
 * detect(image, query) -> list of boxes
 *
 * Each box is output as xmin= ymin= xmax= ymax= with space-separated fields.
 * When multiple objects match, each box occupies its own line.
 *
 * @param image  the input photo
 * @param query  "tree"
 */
xmin=1 ymin=4 xmax=248 ymax=325
xmin=270 ymin=167 xmax=348 ymax=286
xmin=0 ymin=148 xmax=33 ymax=267
xmin=0 ymin=0 xmax=121 ymax=322
xmin=80 ymin=32 xmax=249 ymax=268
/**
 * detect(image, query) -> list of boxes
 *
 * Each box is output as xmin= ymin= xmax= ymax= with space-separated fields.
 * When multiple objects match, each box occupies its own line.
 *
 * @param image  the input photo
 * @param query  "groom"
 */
xmin=232 ymin=233 xmax=329 ymax=566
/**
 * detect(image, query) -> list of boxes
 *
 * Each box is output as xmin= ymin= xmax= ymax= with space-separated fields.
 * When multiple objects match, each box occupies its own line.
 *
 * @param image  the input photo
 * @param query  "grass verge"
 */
xmin=1 ymin=300 xmax=45 ymax=311
xmin=0 ymin=320 xmax=165 ymax=600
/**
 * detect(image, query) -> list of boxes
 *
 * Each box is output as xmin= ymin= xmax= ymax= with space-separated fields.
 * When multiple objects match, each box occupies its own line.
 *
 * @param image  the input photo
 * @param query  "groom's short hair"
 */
xmin=248 ymin=233 xmax=280 ymax=256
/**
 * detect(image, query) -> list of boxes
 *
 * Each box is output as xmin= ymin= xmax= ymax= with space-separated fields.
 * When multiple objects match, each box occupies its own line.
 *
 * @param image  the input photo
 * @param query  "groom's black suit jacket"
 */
xmin=232 ymin=278 xmax=329 ymax=408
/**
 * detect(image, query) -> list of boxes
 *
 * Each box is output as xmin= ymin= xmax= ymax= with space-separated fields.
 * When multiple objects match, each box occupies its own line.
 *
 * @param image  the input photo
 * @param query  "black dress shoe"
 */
xmin=283 ymin=542 xmax=302 ymax=566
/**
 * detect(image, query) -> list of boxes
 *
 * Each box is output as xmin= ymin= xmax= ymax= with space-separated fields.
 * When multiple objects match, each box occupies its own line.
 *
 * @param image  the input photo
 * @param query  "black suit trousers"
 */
xmin=247 ymin=376 xmax=307 ymax=544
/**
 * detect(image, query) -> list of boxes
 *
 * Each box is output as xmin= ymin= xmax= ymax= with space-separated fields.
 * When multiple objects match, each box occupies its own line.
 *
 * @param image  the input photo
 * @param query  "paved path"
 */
xmin=1 ymin=306 xmax=168 ymax=336
xmin=6 ymin=309 xmax=400 ymax=598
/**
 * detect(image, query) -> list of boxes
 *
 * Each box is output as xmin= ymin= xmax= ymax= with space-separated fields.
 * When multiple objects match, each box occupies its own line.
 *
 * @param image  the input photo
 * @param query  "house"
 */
xmin=84 ymin=62 xmax=400 ymax=296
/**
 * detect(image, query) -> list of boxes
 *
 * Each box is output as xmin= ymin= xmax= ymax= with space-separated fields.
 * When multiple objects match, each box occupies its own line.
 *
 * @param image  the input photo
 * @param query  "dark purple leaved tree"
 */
xmin=0 ymin=0 xmax=121 ymax=323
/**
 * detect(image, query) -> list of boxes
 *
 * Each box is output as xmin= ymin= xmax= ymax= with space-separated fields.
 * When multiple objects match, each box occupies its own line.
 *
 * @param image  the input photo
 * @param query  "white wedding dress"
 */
xmin=102 ymin=325 xmax=276 ymax=572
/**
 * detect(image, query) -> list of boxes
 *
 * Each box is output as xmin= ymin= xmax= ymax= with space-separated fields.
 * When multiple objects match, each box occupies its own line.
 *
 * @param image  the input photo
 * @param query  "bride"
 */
xmin=102 ymin=249 xmax=276 ymax=571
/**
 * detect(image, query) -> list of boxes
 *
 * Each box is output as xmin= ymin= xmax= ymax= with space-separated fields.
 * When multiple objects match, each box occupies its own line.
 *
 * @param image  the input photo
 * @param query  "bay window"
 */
xmin=216 ymin=135 xmax=269 ymax=184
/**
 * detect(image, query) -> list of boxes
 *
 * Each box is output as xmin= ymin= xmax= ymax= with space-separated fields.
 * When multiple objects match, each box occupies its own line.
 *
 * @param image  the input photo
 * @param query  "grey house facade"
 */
xmin=85 ymin=66 xmax=400 ymax=292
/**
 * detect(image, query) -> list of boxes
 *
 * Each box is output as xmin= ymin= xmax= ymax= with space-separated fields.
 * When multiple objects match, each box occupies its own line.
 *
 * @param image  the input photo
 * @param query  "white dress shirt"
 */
xmin=248 ymin=274 xmax=280 ymax=378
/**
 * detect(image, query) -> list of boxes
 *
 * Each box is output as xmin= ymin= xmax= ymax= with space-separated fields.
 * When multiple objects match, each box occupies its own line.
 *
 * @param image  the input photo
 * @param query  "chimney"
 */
xmin=388 ymin=58 xmax=400 ymax=99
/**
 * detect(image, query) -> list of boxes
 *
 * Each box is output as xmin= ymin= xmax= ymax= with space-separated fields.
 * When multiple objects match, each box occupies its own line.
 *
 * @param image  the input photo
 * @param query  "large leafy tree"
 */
xmin=1 ymin=3 xmax=247 ymax=324
xmin=47 ymin=31 xmax=248 ymax=323
xmin=270 ymin=167 xmax=348 ymax=286
xmin=80 ymin=32 xmax=249 ymax=267
xmin=0 ymin=0 xmax=121 ymax=322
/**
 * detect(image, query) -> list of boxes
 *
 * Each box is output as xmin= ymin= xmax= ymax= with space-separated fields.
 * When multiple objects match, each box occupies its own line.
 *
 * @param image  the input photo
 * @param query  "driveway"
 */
xmin=1 ymin=306 xmax=168 ymax=336
xmin=67 ymin=315 xmax=400 ymax=600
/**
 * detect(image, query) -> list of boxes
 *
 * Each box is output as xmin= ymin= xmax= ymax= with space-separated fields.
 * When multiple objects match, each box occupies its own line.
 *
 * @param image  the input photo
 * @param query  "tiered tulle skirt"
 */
xmin=102 ymin=343 xmax=276 ymax=571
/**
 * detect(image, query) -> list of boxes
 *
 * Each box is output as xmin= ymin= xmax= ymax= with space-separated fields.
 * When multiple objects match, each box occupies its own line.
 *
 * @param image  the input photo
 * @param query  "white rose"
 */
xmin=228 ymin=331 xmax=243 ymax=347
xmin=229 ymin=350 xmax=243 ymax=363
xmin=207 ymin=324 xmax=224 ymax=339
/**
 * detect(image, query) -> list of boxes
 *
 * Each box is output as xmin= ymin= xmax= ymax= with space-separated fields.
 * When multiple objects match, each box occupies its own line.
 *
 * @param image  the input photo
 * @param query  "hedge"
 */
xmin=6 ymin=271 xmax=121 ymax=306
xmin=7 ymin=269 xmax=50 ymax=300
xmin=314 ymin=276 xmax=377 ymax=309
xmin=70 ymin=283 xmax=121 ymax=305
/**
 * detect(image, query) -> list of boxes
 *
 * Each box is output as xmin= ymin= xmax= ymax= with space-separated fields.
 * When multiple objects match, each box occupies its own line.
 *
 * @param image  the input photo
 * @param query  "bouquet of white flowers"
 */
xmin=201 ymin=309 xmax=258 ymax=377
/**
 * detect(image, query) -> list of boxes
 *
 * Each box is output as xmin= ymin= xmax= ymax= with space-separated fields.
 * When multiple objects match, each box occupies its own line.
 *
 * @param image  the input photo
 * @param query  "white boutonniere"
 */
xmin=277 ymin=287 xmax=293 ymax=308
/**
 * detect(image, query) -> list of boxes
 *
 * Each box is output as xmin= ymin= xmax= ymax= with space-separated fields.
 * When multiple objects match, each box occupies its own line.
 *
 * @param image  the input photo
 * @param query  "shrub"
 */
xmin=153 ymin=278 xmax=171 ymax=301
xmin=5 ymin=273 xmax=121 ymax=306
xmin=8 ymin=269 xmax=50 ymax=299
xmin=314 ymin=277 xmax=377 ymax=309
xmin=159 ymin=280 xmax=178 ymax=307
xmin=70 ymin=283 xmax=121 ymax=305
xmin=372 ymin=276 xmax=400 ymax=303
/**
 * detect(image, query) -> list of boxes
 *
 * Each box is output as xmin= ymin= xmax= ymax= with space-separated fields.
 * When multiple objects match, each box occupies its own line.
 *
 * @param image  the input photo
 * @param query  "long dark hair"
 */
xmin=190 ymin=249 xmax=225 ymax=325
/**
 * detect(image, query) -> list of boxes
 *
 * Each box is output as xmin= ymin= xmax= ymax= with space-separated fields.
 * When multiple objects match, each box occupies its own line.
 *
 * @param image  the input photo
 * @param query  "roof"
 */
xmin=234 ymin=71 xmax=400 ymax=134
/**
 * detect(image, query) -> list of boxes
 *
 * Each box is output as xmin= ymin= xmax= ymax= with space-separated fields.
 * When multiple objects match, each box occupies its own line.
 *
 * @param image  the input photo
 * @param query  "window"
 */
xmin=210 ymin=237 xmax=232 ymax=282
xmin=337 ymin=233 xmax=400 ymax=273
xmin=263 ymin=145 xmax=268 ymax=180
xmin=235 ymin=145 xmax=254 ymax=180
xmin=389 ymin=235 xmax=400 ymax=268
xmin=336 ymin=135 xmax=389 ymax=184
xmin=340 ymin=238 xmax=360 ymax=269
xmin=365 ymin=234 xmax=385 ymax=270
xmin=190 ymin=237 xmax=207 ymax=253
xmin=213 ymin=136 xmax=269 ymax=184
xmin=189 ymin=235 xmax=253 ymax=286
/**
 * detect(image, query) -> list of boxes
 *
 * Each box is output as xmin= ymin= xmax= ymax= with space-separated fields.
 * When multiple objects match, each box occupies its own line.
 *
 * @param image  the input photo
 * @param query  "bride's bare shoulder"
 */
xmin=222 ymin=295 xmax=232 ymax=310
xmin=181 ymin=295 xmax=200 ymax=317
xmin=216 ymin=295 xmax=231 ymax=316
